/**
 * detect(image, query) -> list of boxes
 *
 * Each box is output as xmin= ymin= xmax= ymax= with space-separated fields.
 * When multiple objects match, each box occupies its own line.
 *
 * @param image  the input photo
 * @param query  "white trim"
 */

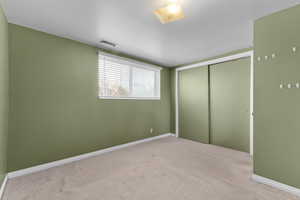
xmin=7 ymin=133 xmax=174 ymax=179
xmin=175 ymin=70 xmax=179 ymax=138
xmin=176 ymin=51 xmax=253 ymax=71
xmin=250 ymin=51 xmax=254 ymax=156
xmin=0 ymin=175 xmax=8 ymax=199
xmin=175 ymin=51 xmax=254 ymax=156
xmin=252 ymin=174 xmax=300 ymax=197
xmin=98 ymin=96 xmax=161 ymax=100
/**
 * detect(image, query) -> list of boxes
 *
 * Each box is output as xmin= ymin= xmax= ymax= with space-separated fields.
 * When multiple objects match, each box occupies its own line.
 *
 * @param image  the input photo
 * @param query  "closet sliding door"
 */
xmin=210 ymin=58 xmax=251 ymax=152
xmin=179 ymin=66 xmax=209 ymax=143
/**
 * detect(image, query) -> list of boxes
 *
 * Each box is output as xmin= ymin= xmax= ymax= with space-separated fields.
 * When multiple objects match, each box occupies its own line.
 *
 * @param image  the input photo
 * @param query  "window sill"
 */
xmin=98 ymin=96 xmax=161 ymax=100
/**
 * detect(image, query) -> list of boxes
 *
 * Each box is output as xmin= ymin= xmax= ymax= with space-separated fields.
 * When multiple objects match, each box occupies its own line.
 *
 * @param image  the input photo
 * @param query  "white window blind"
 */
xmin=98 ymin=52 xmax=161 ymax=99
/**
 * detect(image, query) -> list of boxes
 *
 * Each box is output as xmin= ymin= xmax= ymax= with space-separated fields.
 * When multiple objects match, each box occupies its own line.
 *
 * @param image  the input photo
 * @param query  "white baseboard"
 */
xmin=252 ymin=174 xmax=300 ymax=197
xmin=8 ymin=133 xmax=175 ymax=179
xmin=0 ymin=175 xmax=8 ymax=200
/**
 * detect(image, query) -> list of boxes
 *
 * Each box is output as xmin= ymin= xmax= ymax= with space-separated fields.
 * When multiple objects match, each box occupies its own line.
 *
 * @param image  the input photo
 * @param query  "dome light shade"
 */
xmin=154 ymin=3 xmax=185 ymax=24
xmin=167 ymin=4 xmax=181 ymax=14
xmin=167 ymin=0 xmax=179 ymax=3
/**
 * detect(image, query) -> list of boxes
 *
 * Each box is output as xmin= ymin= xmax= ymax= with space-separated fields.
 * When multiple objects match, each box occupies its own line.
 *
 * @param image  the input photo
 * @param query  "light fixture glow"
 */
xmin=154 ymin=1 xmax=185 ymax=24
xmin=167 ymin=0 xmax=179 ymax=3
xmin=167 ymin=4 xmax=181 ymax=14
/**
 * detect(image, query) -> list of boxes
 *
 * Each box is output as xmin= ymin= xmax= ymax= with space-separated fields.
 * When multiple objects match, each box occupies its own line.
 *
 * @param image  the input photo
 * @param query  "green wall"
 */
xmin=0 ymin=5 xmax=9 ymax=185
xmin=8 ymin=24 xmax=171 ymax=171
xmin=254 ymin=5 xmax=300 ymax=188
xmin=7 ymin=4 xmax=300 ymax=191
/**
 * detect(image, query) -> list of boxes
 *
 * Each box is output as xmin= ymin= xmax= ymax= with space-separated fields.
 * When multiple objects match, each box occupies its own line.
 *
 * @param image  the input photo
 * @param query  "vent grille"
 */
xmin=99 ymin=40 xmax=117 ymax=47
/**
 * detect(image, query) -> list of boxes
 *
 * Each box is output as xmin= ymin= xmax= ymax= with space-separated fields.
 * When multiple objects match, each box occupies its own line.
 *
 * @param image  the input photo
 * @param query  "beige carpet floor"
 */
xmin=3 ymin=136 xmax=300 ymax=200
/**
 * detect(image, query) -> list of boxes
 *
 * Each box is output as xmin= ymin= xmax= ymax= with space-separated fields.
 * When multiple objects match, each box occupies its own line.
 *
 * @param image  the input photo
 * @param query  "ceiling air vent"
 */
xmin=99 ymin=40 xmax=117 ymax=48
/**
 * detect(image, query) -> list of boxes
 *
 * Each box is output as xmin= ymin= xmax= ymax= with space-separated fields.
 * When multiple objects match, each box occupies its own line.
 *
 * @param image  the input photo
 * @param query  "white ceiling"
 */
xmin=2 ymin=0 xmax=300 ymax=67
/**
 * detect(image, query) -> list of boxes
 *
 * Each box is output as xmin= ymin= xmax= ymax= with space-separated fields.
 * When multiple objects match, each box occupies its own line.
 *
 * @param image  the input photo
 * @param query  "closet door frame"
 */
xmin=175 ymin=51 xmax=254 ymax=155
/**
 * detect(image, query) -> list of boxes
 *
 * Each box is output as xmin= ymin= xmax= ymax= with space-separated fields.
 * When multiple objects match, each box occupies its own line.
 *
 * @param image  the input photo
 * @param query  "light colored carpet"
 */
xmin=3 ymin=136 xmax=300 ymax=200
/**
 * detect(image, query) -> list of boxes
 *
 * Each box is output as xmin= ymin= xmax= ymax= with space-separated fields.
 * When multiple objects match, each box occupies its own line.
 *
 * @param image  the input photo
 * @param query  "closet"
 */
xmin=179 ymin=66 xmax=210 ymax=143
xmin=179 ymin=57 xmax=251 ymax=153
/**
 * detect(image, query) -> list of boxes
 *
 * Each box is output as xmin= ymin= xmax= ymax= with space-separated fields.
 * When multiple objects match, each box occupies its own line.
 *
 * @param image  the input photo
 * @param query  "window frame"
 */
xmin=98 ymin=51 xmax=162 ymax=100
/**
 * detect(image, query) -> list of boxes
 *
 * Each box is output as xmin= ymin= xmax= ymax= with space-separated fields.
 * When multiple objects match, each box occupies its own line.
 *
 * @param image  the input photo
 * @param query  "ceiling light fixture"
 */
xmin=166 ymin=4 xmax=181 ymax=14
xmin=154 ymin=0 xmax=185 ymax=24
xmin=167 ymin=0 xmax=179 ymax=3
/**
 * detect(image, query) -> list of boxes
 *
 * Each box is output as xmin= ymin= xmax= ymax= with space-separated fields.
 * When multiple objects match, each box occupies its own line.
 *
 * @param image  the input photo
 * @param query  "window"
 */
xmin=98 ymin=52 xmax=161 ymax=99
